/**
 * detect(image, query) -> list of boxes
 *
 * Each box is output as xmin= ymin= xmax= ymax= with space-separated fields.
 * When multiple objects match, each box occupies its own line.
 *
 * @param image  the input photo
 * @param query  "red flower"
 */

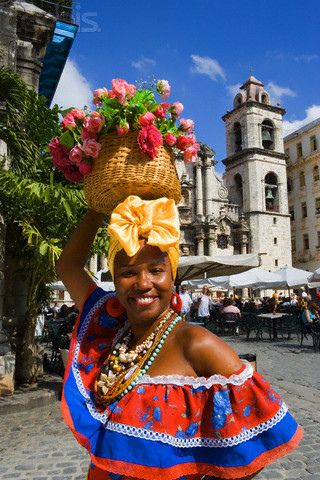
xmin=137 ymin=125 xmax=163 ymax=159
xmin=176 ymin=134 xmax=196 ymax=151
xmin=154 ymin=106 xmax=166 ymax=119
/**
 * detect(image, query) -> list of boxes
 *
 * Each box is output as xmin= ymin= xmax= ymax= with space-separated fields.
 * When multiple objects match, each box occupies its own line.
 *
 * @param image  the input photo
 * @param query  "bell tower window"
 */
xmin=261 ymin=120 xmax=275 ymax=150
xmin=234 ymin=123 xmax=242 ymax=152
xmin=234 ymin=173 xmax=243 ymax=208
xmin=265 ymin=172 xmax=279 ymax=212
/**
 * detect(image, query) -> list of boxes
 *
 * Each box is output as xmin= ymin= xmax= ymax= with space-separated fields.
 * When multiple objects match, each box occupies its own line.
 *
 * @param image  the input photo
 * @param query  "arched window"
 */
xmin=234 ymin=122 xmax=242 ymax=152
xmin=265 ymin=172 xmax=279 ymax=212
xmin=233 ymin=93 xmax=243 ymax=109
xmin=234 ymin=173 xmax=243 ymax=208
xmin=261 ymin=120 xmax=275 ymax=150
xmin=313 ymin=165 xmax=319 ymax=182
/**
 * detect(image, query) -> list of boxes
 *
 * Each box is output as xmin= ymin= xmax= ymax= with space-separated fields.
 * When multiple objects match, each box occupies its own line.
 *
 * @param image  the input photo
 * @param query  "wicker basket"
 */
xmin=83 ymin=132 xmax=181 ymax=214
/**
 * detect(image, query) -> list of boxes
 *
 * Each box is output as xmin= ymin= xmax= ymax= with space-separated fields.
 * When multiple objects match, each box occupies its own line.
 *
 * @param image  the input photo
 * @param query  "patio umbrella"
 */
xmin=272 ymin=266 xmax=310 ymax=288
xmin=308 ymin=267 xmax=320 ymax=283
xmin=183 ymin=267 xmax=280 ymax=289
xmin=176 ymin=253 xmax=260 ymax=284
xmin=97 ymin=253 xmax=261 ymax=285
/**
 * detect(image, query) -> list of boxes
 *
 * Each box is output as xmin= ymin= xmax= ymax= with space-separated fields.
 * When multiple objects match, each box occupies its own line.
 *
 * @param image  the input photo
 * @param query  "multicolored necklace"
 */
xmin=95 ymin=309 xmax=182 ymax=406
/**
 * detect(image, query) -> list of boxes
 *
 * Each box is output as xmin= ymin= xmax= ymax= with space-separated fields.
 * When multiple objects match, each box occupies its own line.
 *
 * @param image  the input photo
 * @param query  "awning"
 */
xmin=39 ymin=20 xmax=78 ymax=105
xmin=176 ymin=253 xmax=261 ymax=283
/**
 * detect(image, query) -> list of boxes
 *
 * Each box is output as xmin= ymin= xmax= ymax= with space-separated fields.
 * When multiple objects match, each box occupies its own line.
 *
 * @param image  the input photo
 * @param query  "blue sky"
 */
xmin=53 ymin=0 xmax=320 ymax=173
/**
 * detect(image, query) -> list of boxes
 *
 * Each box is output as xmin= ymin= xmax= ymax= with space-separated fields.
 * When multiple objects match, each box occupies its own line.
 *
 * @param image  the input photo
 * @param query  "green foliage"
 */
xmin=0 ymin=67 xmax=108 ymax=298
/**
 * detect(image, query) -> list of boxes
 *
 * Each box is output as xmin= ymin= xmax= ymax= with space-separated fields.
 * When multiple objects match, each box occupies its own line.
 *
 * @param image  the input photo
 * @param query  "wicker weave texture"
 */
xmin=83 ymin=132 xmax=181 ymax=214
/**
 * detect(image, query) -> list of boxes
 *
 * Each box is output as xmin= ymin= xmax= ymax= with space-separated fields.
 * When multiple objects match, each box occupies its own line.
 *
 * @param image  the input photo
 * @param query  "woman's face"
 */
xmin=114 ymin=245 xmax=174 ymax=324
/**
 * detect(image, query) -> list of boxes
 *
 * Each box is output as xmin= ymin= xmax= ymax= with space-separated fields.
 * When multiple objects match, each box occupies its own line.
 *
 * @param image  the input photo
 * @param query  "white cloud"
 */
xmin=131 ymin=56 xmax=156 ymax=70
xmin=226 ymin=83 xmax=241 ymax=97
xmin=266 ymin=81 xmax=296 ymax=104
xmin=190 ymin=54 xmax=226 ymax=81
xmin=283 ymin=105 xmax=320 ymax=136
xmin=294 ymin=54 xmax=319 ymax=63
xmin=51 ymin=59 xmax=92 ymax=109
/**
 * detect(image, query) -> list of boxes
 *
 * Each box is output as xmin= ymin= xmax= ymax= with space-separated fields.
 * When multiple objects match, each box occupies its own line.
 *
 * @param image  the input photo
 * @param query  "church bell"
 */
xmin=266 ymin=188 xmax=274 ymax=200
xmin=262 ymin=129 xmax=273 ymax=148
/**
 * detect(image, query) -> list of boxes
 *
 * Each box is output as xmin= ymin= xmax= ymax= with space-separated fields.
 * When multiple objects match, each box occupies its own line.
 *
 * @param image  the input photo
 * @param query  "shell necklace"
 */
xmin=95 ymin=309 xmax=182 ymax=406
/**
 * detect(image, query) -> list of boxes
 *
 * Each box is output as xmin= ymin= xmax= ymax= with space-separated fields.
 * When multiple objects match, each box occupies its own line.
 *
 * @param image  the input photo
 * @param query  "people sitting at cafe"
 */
xmin=301 ymin=302 xmax=319 ymax=332
xmin=221 ymin=297 xmax=241 ymax=316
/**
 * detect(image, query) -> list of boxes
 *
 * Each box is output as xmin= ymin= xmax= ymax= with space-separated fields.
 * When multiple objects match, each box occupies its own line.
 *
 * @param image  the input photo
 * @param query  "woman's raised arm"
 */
xmin=56 ymin=210 xmax=105 ymax=309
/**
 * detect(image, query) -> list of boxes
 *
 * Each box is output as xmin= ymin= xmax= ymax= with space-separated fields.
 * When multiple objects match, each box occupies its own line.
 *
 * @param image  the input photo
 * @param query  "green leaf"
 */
xmin=59 ymin=130 xmax=75 ymax=148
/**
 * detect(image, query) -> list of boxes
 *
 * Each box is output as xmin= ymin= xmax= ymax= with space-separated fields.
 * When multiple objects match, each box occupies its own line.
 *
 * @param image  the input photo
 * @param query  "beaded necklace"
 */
xmin=95 ymin=309 xmax=181 ymax=406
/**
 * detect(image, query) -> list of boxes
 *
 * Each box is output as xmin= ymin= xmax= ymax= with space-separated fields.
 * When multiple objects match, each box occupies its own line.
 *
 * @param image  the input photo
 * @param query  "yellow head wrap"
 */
xmin=107 ymin=196 xmax=180 ymax=280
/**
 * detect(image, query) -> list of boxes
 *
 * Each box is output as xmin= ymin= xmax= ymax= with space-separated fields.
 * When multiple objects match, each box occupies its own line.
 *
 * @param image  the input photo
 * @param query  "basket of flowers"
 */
xmin=49 ymin=78 xmax=199 ymax=214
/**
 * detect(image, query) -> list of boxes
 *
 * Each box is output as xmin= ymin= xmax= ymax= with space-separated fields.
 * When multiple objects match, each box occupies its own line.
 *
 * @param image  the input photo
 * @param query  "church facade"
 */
xmin=176 ymin=76 xmax=292 ymax=271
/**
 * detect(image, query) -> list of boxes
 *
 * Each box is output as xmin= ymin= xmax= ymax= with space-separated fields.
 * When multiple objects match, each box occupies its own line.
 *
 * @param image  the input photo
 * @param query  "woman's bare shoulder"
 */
xmin=175 ymin=321 xmax=242 ymax=377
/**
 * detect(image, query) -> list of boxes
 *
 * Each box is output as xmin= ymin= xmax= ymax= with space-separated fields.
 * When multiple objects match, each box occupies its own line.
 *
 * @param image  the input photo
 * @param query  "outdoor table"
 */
xmin=257 ymin=313 xmax=289 ymax=340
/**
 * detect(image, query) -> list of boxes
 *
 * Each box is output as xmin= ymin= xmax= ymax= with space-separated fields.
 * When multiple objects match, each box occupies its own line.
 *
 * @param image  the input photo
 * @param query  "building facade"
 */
xmin=285 ymin=118 xmax=320 ymax=271
xmin=221 ymin=76 xmax=292 ymax=270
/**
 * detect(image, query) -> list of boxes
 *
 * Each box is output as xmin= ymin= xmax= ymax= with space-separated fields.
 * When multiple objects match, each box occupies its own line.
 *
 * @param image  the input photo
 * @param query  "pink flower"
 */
xmin=183 ymin=143 xmax=200 ymax=163
xmin=81 ymin=128 xmax=96 ymax=142
xmin=110 ymin=78 xmax=127 ymax=104
xmin=164 ymin=133 xmax=177 ymax=146
xmin=49 ymin=137 xmax=70 ymax=169
xmin=116 ymin=122 xmax=130 ymax=136
xmin=137 ymin=125 xmax=163 ymax=159
xmin=180 ymin=118 xmax=194 ymax=133
xmin=70 ymin=108 xmax=85 ymax=120
xmin=82 ymin=138 xmax=102 ymax=158
xmin=156 ymin=79 xmax=171 ymax=99
xmin=176 ymin=134 xmax=196 ymax=151
xmin=139 ymin=112 xmax=155 ymax=126
xmin=93 ymin=87 xmax=108 ymax=105
xmin=78 ymin=162 xmax=92 ymax=175
xmin=125 ymin=83 xmax=136 ymax=99
xmin=63 ymin=166 xmax=84 ymax=183
xmin=110 ymin=78 xmax=136 ymax=104
xmin=171 ymin=102 xmax=184 ymax=117
xmin=61 ymin=113 xmax=76 ymax=130
xmin=69 ymin=144 xmax=83 ymax=165
xmin=154 ymin=106 xmax=166 ymax=119
xmin=83 ymin=112 xmax=105 ymax=134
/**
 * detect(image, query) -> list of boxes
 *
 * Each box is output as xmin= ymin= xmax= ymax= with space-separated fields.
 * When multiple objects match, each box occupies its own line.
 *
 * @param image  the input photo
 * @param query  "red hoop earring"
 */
xmin=105 ymin=297 xmax=126 ymax=318
xmin=170 ymin=292 xmax=182 ymax=314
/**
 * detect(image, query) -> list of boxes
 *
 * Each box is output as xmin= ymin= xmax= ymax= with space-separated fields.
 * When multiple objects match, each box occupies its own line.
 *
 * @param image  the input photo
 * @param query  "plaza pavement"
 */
xmin=1 ymin=335 xmax=319 ymax=480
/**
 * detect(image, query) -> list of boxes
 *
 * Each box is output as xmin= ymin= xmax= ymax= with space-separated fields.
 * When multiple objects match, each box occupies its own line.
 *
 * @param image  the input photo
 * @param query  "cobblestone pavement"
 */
xmin=1 ymin=336 xmax=319 ymax=480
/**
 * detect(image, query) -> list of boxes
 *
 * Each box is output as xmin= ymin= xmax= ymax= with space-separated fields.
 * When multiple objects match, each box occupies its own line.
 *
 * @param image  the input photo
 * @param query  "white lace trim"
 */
xmin=137 ymin=361 xmax=253 ymax=388
xmin=106 ymin=402 xmax=288 ymax=448
xmin=71 ymin=291 xmax=116 ymax=424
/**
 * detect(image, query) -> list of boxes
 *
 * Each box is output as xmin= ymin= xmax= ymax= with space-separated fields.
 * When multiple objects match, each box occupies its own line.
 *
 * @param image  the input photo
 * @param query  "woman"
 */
xmin=57 ymin=196 xmax=303 ymax=480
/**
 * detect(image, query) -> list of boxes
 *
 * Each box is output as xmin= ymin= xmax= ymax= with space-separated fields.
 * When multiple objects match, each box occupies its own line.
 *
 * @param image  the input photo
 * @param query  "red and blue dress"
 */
xmin=62 ymin=287 xmax=303 ymax=479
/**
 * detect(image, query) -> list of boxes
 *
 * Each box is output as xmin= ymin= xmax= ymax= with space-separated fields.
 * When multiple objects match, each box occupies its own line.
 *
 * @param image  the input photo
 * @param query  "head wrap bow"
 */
xmin=107 ymin=196 xmax=180 ymax=280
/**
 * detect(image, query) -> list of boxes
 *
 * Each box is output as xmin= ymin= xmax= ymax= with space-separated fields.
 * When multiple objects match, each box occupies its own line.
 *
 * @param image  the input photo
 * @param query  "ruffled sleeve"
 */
xmin=61 ymin=286 xmax=125 ymax=449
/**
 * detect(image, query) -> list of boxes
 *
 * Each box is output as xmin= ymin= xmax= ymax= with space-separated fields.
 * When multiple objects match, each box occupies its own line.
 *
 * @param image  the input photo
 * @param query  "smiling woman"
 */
xmin=56 ymin=195 xmax=303 ymax=480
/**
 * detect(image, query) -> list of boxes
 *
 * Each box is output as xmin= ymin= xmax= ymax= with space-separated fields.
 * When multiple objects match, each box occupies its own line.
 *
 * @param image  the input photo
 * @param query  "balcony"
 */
xmin=25 ymin=0 xmax=75 ymax=22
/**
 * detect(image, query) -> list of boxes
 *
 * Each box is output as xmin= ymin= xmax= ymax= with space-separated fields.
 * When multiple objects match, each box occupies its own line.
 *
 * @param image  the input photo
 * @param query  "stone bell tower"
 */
xmin=222 ymin=76 xmax=292 ymax=270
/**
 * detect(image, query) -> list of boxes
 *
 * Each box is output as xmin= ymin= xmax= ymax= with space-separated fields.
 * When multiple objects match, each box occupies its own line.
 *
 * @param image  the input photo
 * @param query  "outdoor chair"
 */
xmin=298 ymin=315 xmax=312 ymax=347
xmin=239 ymin=313 xmax=262 ymax=340
xmin=46 ymin=319 xmax=68 ymax=375
xmin=218 ymin=312 xmax=240 ymax=336
xmin=311 ymin=322 xmax=320 ymax=351
xmin=278 ymin=314 xmax=301 ymax=341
